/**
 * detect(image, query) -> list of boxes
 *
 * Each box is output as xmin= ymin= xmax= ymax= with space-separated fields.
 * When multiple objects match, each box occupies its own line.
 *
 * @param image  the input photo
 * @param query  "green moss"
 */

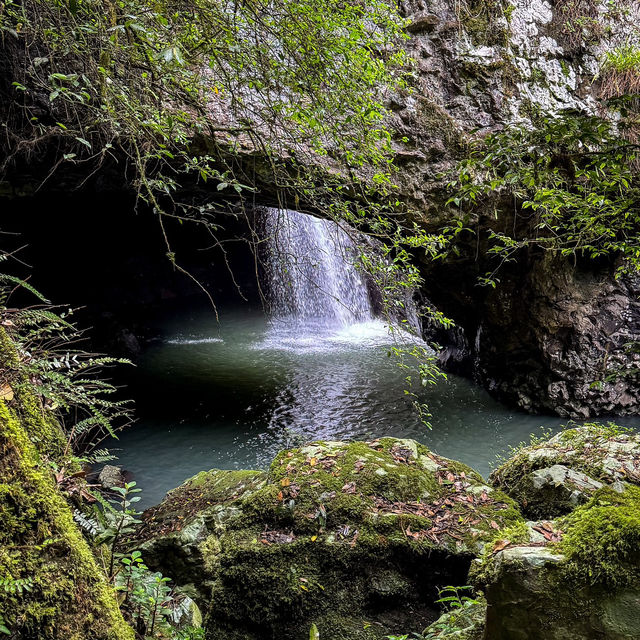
xmin=415 ymin=99 xmax=464 ymax=150
xmin=474 ymin=484 xmax=640 ymax=638
xmin=0 ymin=329 xmax=66 ymax=461
xmin=140 ymin=438 xmax=523 ymax=639
xmin=469 ymin=519 xmax=532 ymax=589
xmin=0 ymin=396 xmax=133 ymax=640
xmin=458 ymin=0 xmax=510 ymax=48
xmin=490 ymin=423 xmax=639 ymax=518
xmin=556 ymin=485 xmax=640 ymax=588
xmin=142 ymin=468 xmax=266 ymax=539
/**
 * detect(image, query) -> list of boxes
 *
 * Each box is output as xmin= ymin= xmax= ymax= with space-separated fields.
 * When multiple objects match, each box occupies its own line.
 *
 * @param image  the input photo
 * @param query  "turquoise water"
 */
xmin=109 ymin=309 xmax=640 ymax=508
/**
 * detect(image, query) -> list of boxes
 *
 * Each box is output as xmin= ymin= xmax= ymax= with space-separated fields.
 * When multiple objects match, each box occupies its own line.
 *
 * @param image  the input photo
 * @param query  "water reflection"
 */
xmin=112 ymin=311 xmax=639 ymax=507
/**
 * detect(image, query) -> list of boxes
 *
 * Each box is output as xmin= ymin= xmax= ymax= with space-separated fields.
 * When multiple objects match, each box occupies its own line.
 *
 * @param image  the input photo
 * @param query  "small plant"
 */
xmin=0 ymin=577 xmax=33 ymax=635
xmin=0 ymin=271 xmax=133 ymax=464
xmin=422 ymin=585 xmax=481 ymax=639
xmin=174 ymin=628 xmax=206 ymax=640
xmin=600 ymin=44 xmax=640 ymax=99
xmin=0 ymin=576 xmax=33 ymax=594
xmin=80 ymin=481 xmax=201 ymax=638
xmin=435 ymin=584 xmax=479 ymax=611
xmin=94 ymin=481 xmax=143 ymax=578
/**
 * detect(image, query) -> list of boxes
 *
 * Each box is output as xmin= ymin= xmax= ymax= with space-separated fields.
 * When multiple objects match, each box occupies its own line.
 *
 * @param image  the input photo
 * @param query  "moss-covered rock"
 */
xmin=139 ymin=438 xmax=523 ymax=640
xmin=473 ymin=485 xmax=640 ymax=640
xmin=0 ymin=393 xmax=133 ymax=640
xmin=490 ymin=424 xmax=640 ymax=519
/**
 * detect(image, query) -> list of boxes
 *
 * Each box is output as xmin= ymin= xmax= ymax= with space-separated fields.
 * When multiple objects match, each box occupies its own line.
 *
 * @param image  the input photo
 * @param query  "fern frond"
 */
xmin=0 ymin=274 xmax=49 ymax=303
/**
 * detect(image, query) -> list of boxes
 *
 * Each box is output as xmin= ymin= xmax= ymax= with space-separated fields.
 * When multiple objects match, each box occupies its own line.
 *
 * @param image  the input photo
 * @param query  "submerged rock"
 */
xmin=97 ymin=464 xmax=126 ymax=489
xmin=474 ymin=484 xmax=640 ymax=640
xmin=490 ymin=424 xmax=640 ymax=519
xmin=138 ymin=438 xmax=523 ymax=640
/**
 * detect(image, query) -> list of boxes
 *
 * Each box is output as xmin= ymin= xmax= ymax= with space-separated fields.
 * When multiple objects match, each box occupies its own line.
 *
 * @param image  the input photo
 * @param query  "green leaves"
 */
xmin=0 ymin=577 xmax=33 ymax=594
xmin=0 ymin=273 xmax=133 ymax=458
xmin=159 ymin=45 xmax=184 ymax=66
xmin=447 ymin=108 xmax=640 ymax=279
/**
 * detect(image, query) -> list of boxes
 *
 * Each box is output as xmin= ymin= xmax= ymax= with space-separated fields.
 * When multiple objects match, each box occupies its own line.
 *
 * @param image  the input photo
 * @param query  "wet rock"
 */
xmin=490 ymin=425 xmax=640 ymax=518
xmin=98 ymin=464 xmax=125 ymax=489
xmin=172 ymin=595 xmax=203 ymax=631
xmin=137 ymin=438 xmax=523 ymax=640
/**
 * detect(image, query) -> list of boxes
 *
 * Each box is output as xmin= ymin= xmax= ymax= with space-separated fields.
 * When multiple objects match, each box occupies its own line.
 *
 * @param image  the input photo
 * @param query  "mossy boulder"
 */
xmin=473 ymin=485 xmax=640 ymax=640
xmin=139 ymin=438 xmax=523 ymax=640
xmin=490 ymin=424 xmax=640 ymax=519
xmin=0 ymin=392 xmax=133 ymax=640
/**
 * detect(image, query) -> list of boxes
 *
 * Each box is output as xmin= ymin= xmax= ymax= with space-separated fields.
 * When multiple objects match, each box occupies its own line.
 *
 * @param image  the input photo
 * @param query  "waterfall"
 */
xmin=262 ymin=208 xmax=374 ymax=328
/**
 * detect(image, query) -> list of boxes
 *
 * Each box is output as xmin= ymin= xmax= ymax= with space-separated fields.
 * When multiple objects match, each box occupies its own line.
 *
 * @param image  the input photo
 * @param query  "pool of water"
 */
xmin=111 ymin=309 xmax=639 ymax=507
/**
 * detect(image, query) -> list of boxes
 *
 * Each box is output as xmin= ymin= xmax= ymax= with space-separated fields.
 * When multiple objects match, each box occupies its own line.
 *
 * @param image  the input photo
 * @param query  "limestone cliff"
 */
xmin=390 ymin=0 xmax=640 ymax=417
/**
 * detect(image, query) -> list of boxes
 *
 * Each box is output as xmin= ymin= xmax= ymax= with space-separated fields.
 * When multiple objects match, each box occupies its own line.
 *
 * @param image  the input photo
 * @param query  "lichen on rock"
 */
xmin=490 ymin=423 xmax=640 ymax=518
xmin=138 ymin=438 xmax=523 ymax=639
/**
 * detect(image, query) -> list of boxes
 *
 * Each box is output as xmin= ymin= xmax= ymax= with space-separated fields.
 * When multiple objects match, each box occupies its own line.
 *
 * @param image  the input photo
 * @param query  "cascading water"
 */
xmin=111 ymin=207 xmax=616 ymax=508
xmin=262 ymin=207 xmax=374 ymax=328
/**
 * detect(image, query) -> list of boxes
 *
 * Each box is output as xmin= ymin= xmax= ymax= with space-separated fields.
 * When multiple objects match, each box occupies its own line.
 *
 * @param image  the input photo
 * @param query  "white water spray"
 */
xmin=263 ymin=208 xmax=374 ymax=328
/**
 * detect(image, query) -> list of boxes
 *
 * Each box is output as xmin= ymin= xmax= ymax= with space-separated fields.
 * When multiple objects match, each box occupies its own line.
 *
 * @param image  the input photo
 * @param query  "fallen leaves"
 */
xmin=371 ymin=466 xmax=513 ymax=547
xmin=0 ymin=383 xmax=14 ymax=401
xmin=341 ymin=481 xmax=357 ymax=494
xmin=260 ymin=529 xmax=295 ymax=545
xmin=390 ymin=444 xmax=416 ymax=464
xmin=532 ymin=521 xmax=563 ymax=543
xmin=492 ymin=538 xmax=511 ymax=554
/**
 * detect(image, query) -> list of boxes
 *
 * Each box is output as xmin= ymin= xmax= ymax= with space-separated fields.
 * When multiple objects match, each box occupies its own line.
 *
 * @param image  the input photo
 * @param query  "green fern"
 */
xmin=0 ymin=272 xmax=133 ymax=458
xmin=0 ymin=576 xmax=33 ymax=594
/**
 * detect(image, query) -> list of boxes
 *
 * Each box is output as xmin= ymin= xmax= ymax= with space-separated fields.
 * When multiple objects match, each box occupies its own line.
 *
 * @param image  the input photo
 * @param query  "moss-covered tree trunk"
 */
xmin=0 ymin=360 xmax=133 ymax=639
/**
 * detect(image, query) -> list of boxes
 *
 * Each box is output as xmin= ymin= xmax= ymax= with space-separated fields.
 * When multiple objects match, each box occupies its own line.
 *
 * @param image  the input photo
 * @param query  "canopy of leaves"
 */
xmin=0 ymin=0 xmax=452 ymax=321
xmin=1 ymin=0 xmax=410 ymax=207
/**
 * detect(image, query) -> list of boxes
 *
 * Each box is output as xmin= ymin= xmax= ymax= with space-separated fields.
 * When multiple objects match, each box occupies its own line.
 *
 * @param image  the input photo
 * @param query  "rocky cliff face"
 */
xmin=390 ymin=0 xmax=640 ymax=417
xmin=1 ymin=0 xmax=639 ymax=419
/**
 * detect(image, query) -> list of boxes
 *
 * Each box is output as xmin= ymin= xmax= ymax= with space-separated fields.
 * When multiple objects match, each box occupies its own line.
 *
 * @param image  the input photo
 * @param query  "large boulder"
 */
xmin=138 ymin=438 xmax=523 ymax=640
xmin=490 ymin=424 xmax=640 ymax=519
xmin=474 ymin=484 xmax=640 ymax=640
